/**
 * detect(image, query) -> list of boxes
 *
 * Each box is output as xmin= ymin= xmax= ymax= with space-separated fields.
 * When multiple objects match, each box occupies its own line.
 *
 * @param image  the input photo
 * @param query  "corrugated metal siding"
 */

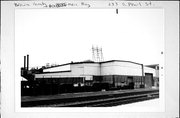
xmin=35 ymin=61 xmax=158 ymax=81
xmin=70 ymin=63 xmax=100 ymax=75
xmin=43 ymin=64 xmax=70 ymax=72
xmin=101 ymin=61 xmax=142 ymax=76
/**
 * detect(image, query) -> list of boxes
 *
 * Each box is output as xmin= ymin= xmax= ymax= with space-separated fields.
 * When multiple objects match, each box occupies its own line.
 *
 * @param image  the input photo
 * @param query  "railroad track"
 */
xmin=21 ymin=89 xmax=159 ymax=107
xmin=87 ymin=92 xmax=159 ymax=107
xmin=39 ymin=92 xmax=159 ymax=107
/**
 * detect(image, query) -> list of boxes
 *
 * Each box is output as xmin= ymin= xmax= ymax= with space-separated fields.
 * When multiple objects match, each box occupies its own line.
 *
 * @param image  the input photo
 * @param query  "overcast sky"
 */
xmin=15 ymin=9 xmax=164 ymax=68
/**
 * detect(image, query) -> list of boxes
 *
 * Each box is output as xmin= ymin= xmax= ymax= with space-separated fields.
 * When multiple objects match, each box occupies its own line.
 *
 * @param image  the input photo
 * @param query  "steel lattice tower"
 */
xmin=100 ymin=47 xmax=104 ymax=61
xmin=92 ymin=45 xmax=104 ymax=62
xmin=92 ymin=46 xmax=96 ymax=62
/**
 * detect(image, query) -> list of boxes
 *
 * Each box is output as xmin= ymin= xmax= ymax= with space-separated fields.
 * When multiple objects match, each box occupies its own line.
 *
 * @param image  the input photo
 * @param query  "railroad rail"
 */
xmin=21 ymin=88 xmax=159 ymax=107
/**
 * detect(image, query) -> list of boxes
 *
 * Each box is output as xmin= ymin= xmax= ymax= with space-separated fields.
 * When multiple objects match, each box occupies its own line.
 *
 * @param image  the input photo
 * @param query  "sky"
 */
xmin=15 ymin=9 xmax=164 ymax=68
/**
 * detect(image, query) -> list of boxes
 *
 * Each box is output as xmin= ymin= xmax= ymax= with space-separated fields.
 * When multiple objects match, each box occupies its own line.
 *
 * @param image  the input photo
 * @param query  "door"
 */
xmin=145 ymin=73 xmax=153 ymax=88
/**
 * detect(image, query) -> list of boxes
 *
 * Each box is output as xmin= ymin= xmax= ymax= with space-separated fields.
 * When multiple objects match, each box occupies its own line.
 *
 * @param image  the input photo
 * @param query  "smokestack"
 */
xmin=27 ymin=54 xmax=29 ymax=71
xmin=141 ymin=64 xmax=144 ymax=84
xmin=24 ymin=56 xmax=26 ymax=70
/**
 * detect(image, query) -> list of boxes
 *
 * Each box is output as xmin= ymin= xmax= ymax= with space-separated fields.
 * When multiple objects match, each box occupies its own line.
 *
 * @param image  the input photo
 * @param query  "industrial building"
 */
xmin=34 ymin=60 xmax=159 ymax=89
xmin=21 ymin=54 xmax=159 ymax=96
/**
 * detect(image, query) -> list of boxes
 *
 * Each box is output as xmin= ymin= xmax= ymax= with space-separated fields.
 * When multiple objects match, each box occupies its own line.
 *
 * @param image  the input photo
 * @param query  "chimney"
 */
xmin=141 ymin=64 xmax=144 ymax=84
xmin=27 ymin=54 xmax=29 ymax=71
xmin=24 ymin=56 xmax=26 ymax=70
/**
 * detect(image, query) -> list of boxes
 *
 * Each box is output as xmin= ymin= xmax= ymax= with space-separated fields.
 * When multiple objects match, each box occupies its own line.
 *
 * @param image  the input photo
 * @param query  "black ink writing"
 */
xmin=67 ymin=3 xmax=78 ymax=7
xmin=14 ymin=3 xmax=30 ymax=7
xmin=14 ymin=1 xmax=153 ymax=8
xmin=48 ymin=3 xmax=67 ymax=8
xmin=33 ymin=2 xmax=48 ymax=8
xmin=108 ymin=1 xmax=154 ymax=7
xmin=81 ymin=2 xmax=91 ymax=8
xmin=145 ymin=1 xmax=152 ymax=6
xmin=122 ymin=2 xmax=142 ymax=7
xmin=108 ymin=2 xmax=118 ymax=7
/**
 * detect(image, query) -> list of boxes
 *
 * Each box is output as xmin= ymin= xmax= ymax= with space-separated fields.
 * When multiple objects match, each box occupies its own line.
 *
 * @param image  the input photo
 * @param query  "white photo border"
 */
xmin=1 ymin=0 xmax=179 ymax=118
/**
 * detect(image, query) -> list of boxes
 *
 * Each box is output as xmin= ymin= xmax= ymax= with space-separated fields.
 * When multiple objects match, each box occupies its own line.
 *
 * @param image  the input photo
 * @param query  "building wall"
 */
xmin=35 ymin=63 xmax=100 ymax=79
xmin=101 ymin=61 xmax=143 ymax=76
xmin=35 ymin=61 xmax=158 ymax=80
xmin=70 ymin=63 xmax=100 ymax=76
xmin=83 ymin=64 xmax=100 ymax=75
xmin=155 ymin=70 xmax=159 ymax=78
xmin=43 ymin=64 xmax=70 ymax=73
xmin=35 ymin=72 xmax=75 ymax=78
xmin=144 ymin=66 xmax=156 ymax=76
xmin=70 ymin=64 xmax=84 ymax=76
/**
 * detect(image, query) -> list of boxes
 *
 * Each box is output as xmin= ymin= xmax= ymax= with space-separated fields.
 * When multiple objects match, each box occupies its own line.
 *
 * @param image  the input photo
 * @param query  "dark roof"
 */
xmin=43 ymin=60 xmax=97 ymax=69
xmin=42 ymin=70 xmax=71 ymax=74
xmin=43 ymin=63 xmax=71 ymax=69
xmin=43 ymin=60 xmax=143 ymax=70
xmin=100 ymin=60 xmax=143 ymax=65
xmin=70 ymin=61 xmax=98 ymax=64
xmin=145 ymin=64 xmax=159 ymax=69
xmin=145 ymin=64 xmax=159 ymax=67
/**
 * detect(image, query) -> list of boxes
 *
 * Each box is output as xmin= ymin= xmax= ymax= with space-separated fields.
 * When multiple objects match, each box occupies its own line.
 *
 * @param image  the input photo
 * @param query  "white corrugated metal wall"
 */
xmin=35 ymin=61 xmax=158 ymax=79
xmin=101 ymin=61 xmax=143 ymax=76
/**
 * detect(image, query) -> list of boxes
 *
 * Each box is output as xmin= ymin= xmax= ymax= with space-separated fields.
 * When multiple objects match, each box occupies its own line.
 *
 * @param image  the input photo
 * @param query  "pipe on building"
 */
xmin=27 ymin=54 xmax=29 ymax=71
xmin=24 ymin=56 xmax=26 ymax=70
xmin=141 ymin=64 xmax=144 ymax=84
